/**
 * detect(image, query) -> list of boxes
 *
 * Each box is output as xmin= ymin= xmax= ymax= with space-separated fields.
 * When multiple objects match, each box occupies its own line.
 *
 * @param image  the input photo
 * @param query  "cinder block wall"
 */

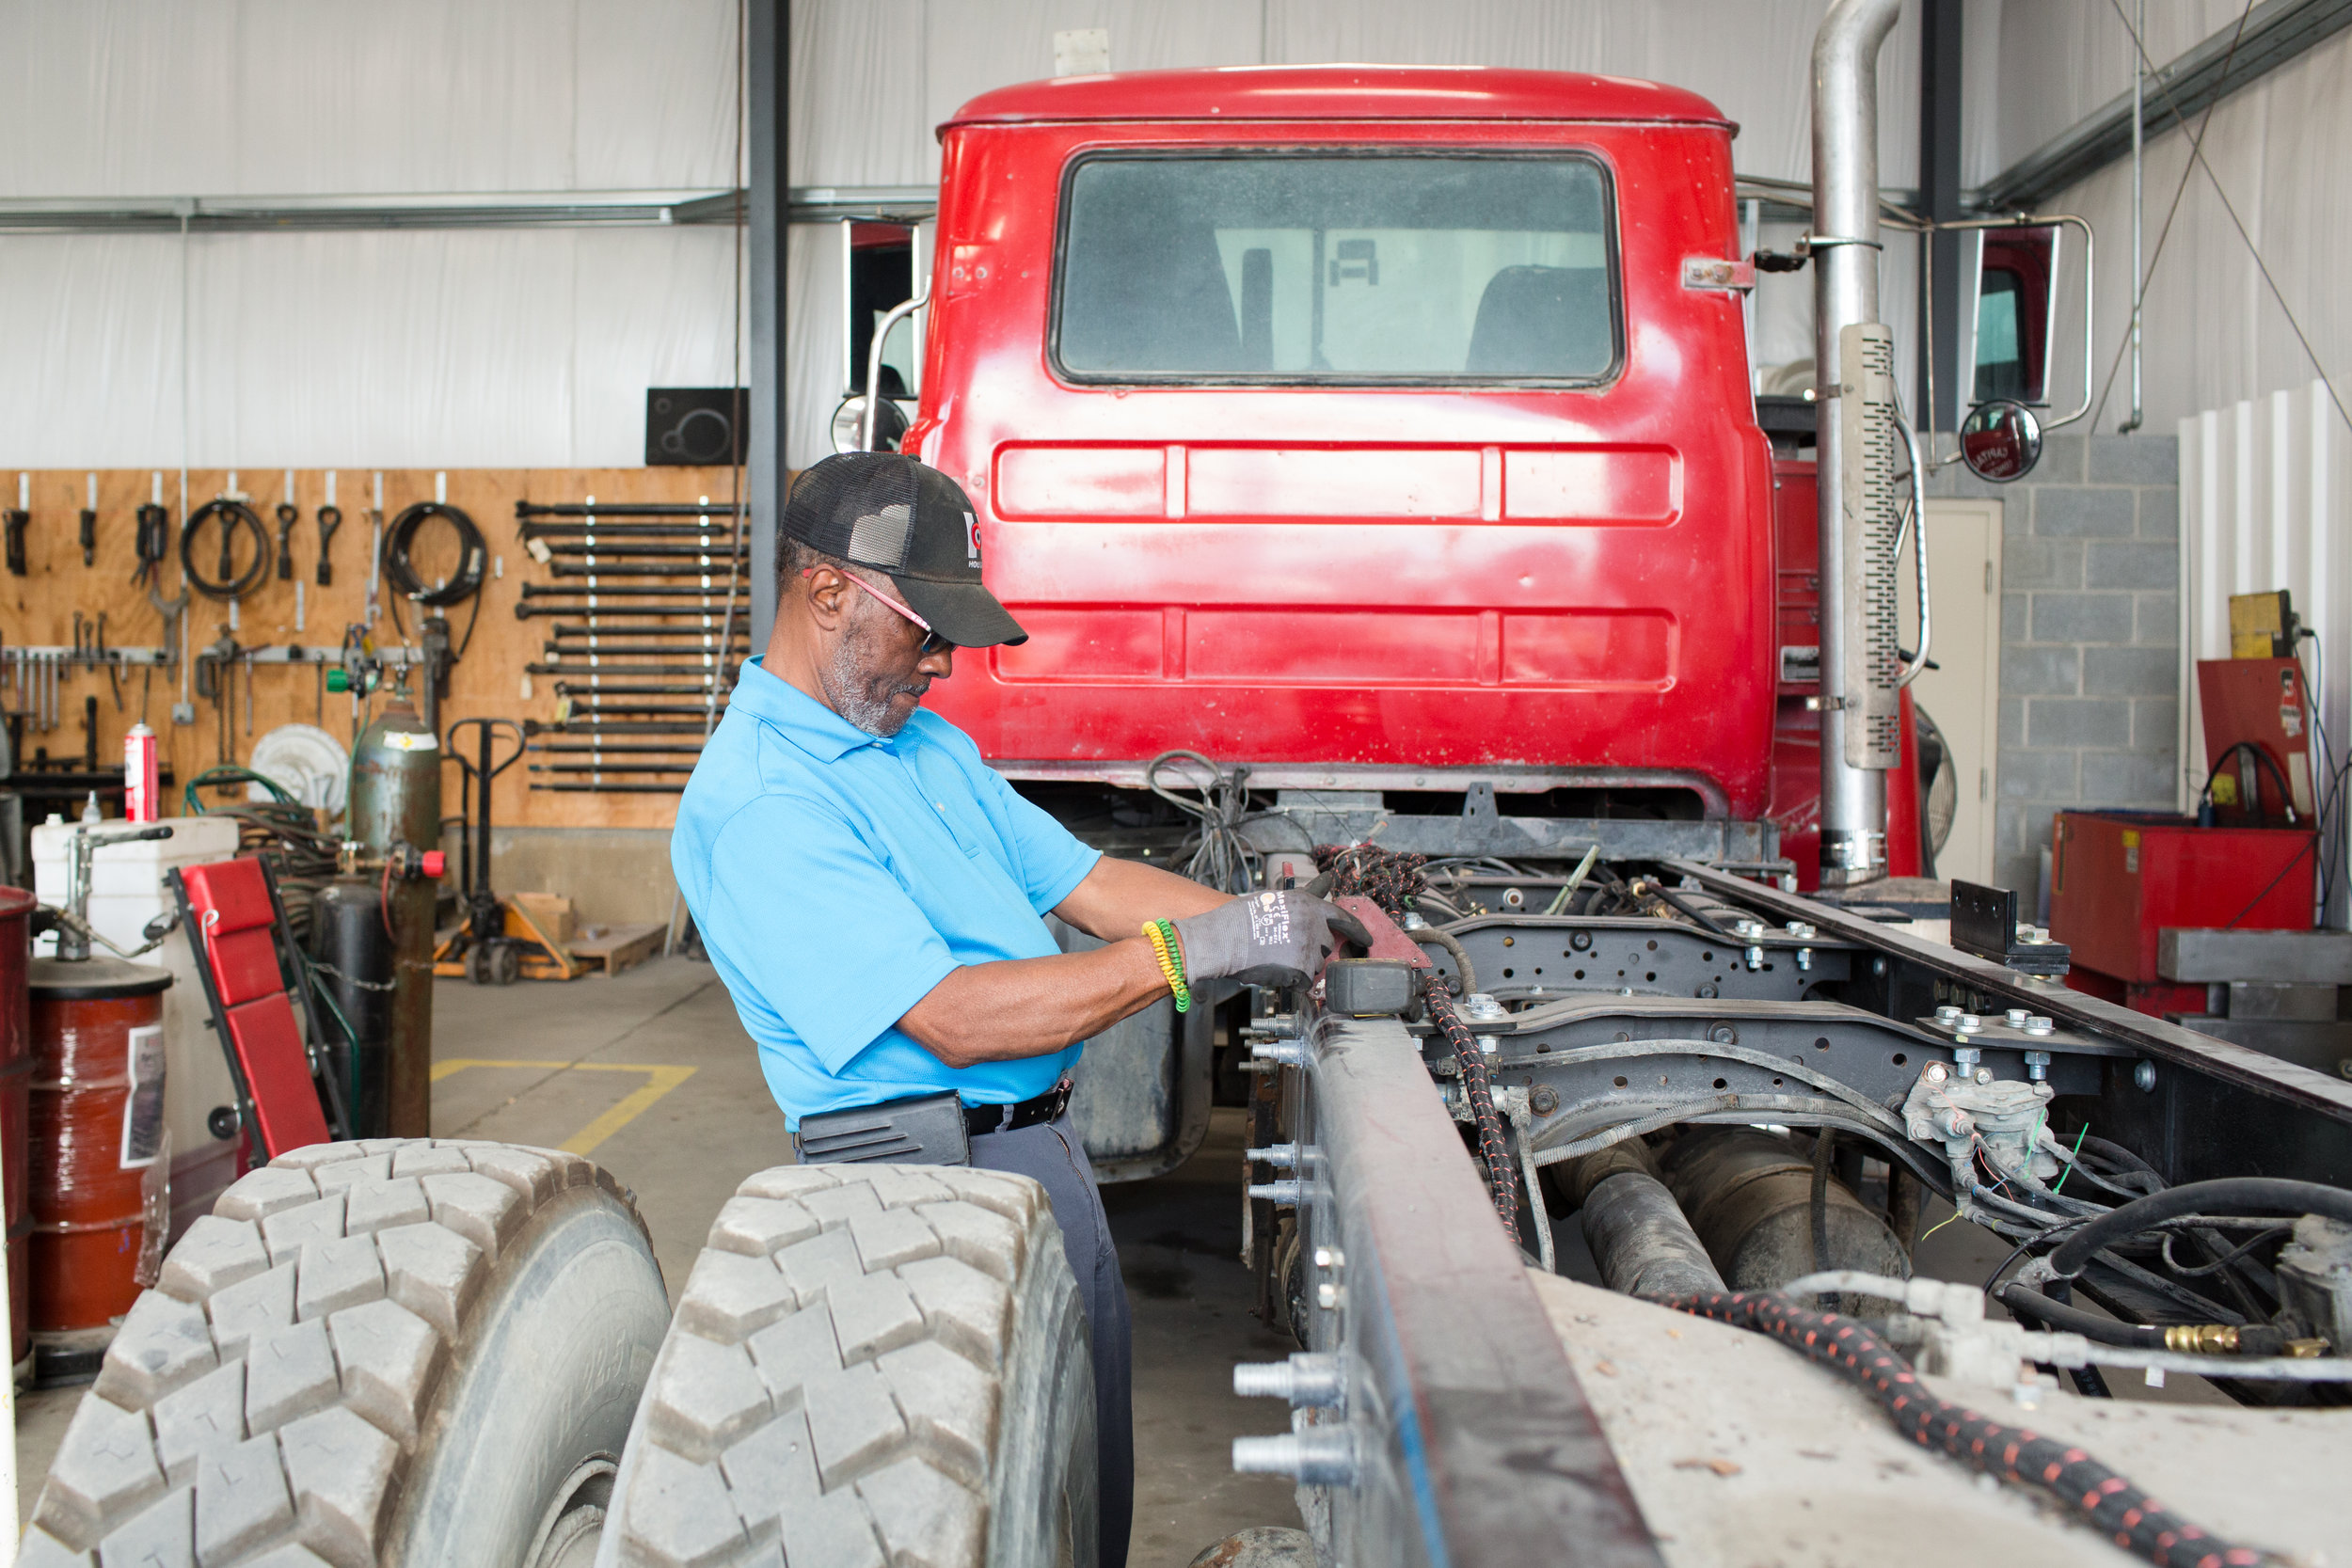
xmin=1929 ymin=433 xmax=2180 ymax=902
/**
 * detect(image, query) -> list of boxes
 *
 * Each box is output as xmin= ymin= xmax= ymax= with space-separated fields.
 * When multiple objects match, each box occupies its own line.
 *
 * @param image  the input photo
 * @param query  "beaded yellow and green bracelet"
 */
xmin=1140 ymin=918 xmax=1192 ymax=1012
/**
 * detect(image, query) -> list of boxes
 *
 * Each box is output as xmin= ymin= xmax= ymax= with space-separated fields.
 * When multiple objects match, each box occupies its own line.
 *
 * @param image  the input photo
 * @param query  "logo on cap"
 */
xmin=964 ymin=512 xmax=981 ymax=569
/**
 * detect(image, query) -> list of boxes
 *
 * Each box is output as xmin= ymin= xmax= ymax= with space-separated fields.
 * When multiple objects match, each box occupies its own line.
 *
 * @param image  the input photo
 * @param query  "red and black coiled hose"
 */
xmin=1422 ymin=976 xmax=1520 ymax=1247
xmin=1656 ymin=1289 xmax=2265 ymax=1568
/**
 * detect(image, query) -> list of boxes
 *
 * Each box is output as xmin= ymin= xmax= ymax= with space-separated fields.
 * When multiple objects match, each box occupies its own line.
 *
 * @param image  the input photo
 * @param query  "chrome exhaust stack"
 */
xmin=1811 ymin=0 xmax=1905 ymax=888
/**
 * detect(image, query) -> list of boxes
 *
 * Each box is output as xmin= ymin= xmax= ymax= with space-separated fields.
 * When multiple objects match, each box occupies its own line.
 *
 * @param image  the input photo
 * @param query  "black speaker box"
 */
xmin=645 ymin=388 xmax=748 ymax=467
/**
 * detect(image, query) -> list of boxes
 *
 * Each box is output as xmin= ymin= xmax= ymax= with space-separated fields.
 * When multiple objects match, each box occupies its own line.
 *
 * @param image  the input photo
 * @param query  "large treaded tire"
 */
xmin=21 ymin=1137 xmax=671 ymax=1568
xmin=596 ymin=1163 xmax=1097 ymax=1568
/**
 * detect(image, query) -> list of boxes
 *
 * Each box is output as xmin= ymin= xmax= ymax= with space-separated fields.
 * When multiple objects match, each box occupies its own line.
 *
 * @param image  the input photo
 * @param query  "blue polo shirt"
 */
xmin=671 ymin=658 xmax=1103 ymax=1127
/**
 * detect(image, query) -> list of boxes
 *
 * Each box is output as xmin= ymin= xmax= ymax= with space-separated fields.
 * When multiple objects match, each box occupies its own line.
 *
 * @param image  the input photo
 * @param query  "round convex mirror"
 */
xmin=829 ymin=394 xmax=909 ymax=454
xmin=1959 ymin=399 xmax=2042 ymax=483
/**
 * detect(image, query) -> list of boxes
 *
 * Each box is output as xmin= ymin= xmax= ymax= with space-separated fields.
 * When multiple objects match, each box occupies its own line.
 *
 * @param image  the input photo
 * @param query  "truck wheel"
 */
xmin=19 ymin=1137 xmax=671 ymax=1568
xmin=597 ymin=1163 xmax=1096 ymax=1568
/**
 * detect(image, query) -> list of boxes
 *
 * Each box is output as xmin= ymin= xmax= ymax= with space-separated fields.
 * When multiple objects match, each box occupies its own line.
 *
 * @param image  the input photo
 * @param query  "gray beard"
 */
xmin=822 ymin=611 xmax=925 ymax=737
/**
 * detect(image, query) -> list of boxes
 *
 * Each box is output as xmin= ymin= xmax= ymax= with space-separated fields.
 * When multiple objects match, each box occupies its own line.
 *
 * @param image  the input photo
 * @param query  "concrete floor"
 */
xmin=13 ymin=958 xmax=1300 ymax=1563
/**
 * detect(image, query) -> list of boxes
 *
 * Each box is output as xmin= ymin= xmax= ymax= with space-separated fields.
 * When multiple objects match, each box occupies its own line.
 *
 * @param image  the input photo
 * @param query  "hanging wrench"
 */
xmin=99 ymin=611 xmax=121 ymax=710
xmin=275 ymin=502 xmax=298 ymax=580
xmin=150 ymin=585 xmax=188 ymax=670
xmin=316 ymin=503 xmax=342 ymax=586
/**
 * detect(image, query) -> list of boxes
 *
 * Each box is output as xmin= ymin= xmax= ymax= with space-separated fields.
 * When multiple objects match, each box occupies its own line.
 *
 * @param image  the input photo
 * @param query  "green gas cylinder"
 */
xmin=348 ymin=696 xmax=441 ymax=1136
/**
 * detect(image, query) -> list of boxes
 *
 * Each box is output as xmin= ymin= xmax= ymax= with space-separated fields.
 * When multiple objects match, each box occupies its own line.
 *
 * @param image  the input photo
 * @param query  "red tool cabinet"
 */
xmin=2049 ymin=811 xmax=2315 ymax=1015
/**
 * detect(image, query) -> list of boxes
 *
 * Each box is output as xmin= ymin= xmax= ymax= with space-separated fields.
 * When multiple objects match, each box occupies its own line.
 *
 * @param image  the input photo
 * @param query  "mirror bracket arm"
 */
xmin=1893 ymin=411 xmax=1932 ymax=689
xmin=860 ymin=288 xmax=931 ymax=452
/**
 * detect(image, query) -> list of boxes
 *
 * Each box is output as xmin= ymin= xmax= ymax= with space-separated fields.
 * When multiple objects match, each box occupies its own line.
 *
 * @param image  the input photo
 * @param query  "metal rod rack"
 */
xmin=518 ymin=493 xmax=746 ymax=793
xmin=516 ymin=501 xmax=740 ymax=518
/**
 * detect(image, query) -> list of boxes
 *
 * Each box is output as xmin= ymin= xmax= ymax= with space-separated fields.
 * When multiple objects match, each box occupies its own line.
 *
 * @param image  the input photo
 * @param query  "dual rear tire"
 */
xmin=24 ymin=1144 xmax=1096 ymax=1568
xmin=595 ymin=1161 xmax=1097 ymax=1568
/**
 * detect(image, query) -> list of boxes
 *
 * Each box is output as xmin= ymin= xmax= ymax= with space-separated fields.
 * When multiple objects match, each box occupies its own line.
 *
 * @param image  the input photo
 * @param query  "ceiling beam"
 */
xmin=1975 ymin=0 xmax=2352 ymax=214
xmin=0 ymin=185 xmax=943 ymax=235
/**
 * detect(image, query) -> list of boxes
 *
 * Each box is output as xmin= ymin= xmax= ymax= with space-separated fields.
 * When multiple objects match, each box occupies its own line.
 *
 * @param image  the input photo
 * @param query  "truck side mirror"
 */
xmin=831 ymin=394 xmax=908 ymax=454
xmin=1963 ymin=225 xmax=2058 ymax=406
xmin=1959 ymin=398 xmax=2042 ymax=483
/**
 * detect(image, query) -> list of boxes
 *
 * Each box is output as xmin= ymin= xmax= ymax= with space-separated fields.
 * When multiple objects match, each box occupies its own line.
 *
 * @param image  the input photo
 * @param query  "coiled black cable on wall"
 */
xmin=180 ymin=499 xmax=272 ymax=599
xmin=381 ymin=500 xmax=488 ymax=657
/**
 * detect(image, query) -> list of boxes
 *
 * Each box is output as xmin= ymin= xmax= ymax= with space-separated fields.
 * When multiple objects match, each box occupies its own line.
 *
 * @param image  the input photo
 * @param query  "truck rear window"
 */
xmin=1054 ymin=153 xmax=1618 ymax=384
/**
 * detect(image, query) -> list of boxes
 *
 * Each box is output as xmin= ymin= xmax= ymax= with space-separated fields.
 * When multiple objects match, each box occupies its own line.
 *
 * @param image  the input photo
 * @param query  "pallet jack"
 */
xmin=432 ymin=716 xmax=582 ymax=983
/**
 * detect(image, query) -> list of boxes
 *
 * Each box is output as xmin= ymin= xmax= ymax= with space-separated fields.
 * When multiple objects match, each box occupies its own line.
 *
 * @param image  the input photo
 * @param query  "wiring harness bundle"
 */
xmin=1316 ymin=843 xmax=1521 ymax=1243
xmin=1146 ymin=750 xmax=1261 ymax=894
xmin=1420 ymin=976 xmax=1521 ymax=1246
xmin=1656 ymin=1288 xmax=2266 ymax=1568
xmin=1312 ymin=842 xmax=1429 ymax=910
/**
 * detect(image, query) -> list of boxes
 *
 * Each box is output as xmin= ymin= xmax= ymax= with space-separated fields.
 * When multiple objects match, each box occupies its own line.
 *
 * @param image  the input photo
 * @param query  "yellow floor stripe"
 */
xmin=433 ymin=1058 xmax=699 ymax=1155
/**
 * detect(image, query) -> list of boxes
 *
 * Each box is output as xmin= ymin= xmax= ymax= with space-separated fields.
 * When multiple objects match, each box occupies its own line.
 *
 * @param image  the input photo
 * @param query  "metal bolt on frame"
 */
xmin=1232 ymin=1353 xmax=1345 ymax=1407
xmin=1232 ymin=1429 xmax=1357 ymax=1485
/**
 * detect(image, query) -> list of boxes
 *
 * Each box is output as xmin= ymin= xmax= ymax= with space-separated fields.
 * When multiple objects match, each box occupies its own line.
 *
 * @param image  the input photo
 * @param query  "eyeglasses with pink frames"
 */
xmin=805 ymin=566 xmax=952 ymax=655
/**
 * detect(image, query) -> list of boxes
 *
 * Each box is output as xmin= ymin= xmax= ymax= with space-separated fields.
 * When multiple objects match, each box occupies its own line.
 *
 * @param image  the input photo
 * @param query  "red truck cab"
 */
xmin=881 ymin=66 xmax=1918 ymax=1174
xmin=901 ymin=67 xmax=1803 ymax=850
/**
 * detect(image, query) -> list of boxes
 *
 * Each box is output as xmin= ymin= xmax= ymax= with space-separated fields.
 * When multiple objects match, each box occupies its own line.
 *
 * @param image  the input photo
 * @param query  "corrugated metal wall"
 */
xmin=2178 ymin=379 xmax=2349 ymax=923
xmin=0 ymin=0 xmax=1926 ymax=473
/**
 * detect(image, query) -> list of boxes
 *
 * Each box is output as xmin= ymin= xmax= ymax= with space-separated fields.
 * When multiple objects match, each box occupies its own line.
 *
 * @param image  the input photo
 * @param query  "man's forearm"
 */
xmin=898 ymin=936 xmax=1174 ymax=1069
xmin=1053 ymin=853 xmax=1231 ymax=942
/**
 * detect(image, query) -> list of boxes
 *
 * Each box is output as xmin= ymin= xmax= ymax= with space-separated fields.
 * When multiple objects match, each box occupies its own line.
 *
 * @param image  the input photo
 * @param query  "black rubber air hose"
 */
xmin=1999 ymin=1282 xmax=2165 ymax=1347
xmin=181 ymin=498 xmax=272 ymax=599
xmin=2050 ymin=1178 xmax=2352 ymax=1279
xmin=1406 ymin=927 xmax=1475 ymax=994
xmin=383 ymin=500 xmax=488 ymax=655
xmin=2201 ymin=740 xmax=2301 ymax=824
xmin=382 ymin=501 xmax=487 ymax=607
xmin=1655 ymin=1290 xmax=2265 ymax=1568
xmin=1649 ymin=881 xmax=1737 ymax=938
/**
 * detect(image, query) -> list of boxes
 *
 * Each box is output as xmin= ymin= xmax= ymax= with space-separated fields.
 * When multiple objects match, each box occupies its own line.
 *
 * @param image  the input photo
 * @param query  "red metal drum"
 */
xmin=28 ymin=956 xmax=172 ymax=1335
xmin=0 ymin=887 xmax=35 ymax=1367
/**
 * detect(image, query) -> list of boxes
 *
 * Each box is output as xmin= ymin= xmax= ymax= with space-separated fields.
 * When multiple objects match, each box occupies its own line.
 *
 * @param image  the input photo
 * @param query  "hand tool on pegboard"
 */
xmin=316 ymin=503 xmax=342 ymax=584
xmin=4 ymin=473 xmax=26 ymax=577
xmin=132 ymin=502 xmax=170 ymax=588
xmin=275 ymin=502 xmax=298 ymax=580
xmin=195 ymin=626 xmax=240 ymax=763
xmin=80 ymin=474 xmax=99 ymax=567
xmin=366 ymin=472 xmax=385 ymax=626
xmin=98 ymin=613 xmax=120 ymax=710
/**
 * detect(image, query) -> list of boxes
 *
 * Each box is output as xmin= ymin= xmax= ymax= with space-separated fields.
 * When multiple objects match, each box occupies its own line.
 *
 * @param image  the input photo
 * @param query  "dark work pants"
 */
xmin=968 ymin=1114 xmax=1133 ymax=1568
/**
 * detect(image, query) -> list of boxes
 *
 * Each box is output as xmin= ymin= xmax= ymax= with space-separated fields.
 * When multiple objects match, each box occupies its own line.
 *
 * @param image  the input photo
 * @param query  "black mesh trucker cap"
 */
xmin=783 ymin=453 xmax=1026 ymax=647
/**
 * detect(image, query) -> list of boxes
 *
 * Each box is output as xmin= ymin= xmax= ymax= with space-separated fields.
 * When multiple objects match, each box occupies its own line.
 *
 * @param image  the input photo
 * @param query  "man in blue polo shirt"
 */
xmin=673 ymin=452 xmax=1356 ymax=1568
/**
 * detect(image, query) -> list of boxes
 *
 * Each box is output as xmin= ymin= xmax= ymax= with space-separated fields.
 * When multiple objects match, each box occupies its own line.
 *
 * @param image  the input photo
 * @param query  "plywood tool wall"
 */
xmin=2 ymin=467 xmax=748 ymax=832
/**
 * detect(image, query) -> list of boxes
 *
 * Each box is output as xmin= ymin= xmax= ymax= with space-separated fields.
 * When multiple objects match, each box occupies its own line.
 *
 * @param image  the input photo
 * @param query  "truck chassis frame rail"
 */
xmin=1242 ymin=856 xmax=2352 ymax=1567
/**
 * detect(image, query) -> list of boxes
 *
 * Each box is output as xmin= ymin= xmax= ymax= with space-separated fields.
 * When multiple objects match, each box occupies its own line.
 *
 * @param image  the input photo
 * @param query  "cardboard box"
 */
xmin=513 ymin=892 xmax=576 ymax=943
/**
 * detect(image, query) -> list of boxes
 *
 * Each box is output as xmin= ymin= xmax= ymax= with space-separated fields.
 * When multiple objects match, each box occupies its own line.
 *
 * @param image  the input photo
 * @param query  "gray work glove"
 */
xmin=1172 ymin=890 xmax=1370 ymax=988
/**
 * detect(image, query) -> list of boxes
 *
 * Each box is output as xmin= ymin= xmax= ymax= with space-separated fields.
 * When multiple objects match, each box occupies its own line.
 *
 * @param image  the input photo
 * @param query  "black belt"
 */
xmin=966 ymin=1075 xmax=1073 ymax=1137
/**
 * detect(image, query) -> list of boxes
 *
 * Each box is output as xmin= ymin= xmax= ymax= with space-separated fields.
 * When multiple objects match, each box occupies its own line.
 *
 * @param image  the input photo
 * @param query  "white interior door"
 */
xmin=1904 ymin=499 xmax=2004 ymax=885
